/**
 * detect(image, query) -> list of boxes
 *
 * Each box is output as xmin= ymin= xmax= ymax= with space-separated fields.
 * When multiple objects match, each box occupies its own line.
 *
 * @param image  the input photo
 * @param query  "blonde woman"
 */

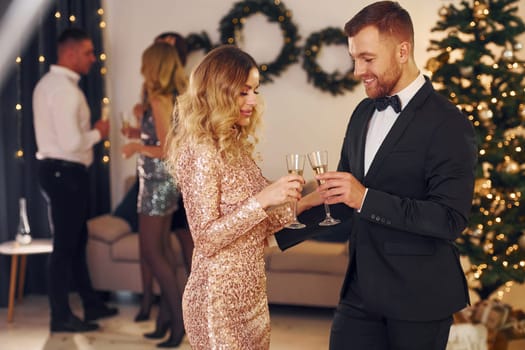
xmin=167 ymin=45 xmax=304 ymax=349
xmin=121 ymin=42 xmax=186 ymax=348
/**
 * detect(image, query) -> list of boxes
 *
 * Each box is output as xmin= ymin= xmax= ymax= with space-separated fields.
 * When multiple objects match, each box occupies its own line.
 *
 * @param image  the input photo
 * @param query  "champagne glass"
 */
xmin=120 ymin=111 xmax=131 ymax=139
xmin=101 ymin=102 xmax=110 ymax=121
xmin=307 ymin=150 xmax=341 ymax=226
xmin=285 ymin=154 xmax=306 ymax=229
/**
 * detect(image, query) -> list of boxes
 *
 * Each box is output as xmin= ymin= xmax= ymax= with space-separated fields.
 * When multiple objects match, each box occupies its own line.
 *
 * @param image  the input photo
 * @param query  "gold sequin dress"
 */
xmin=175 ymin=141 xmax=293 ymax=350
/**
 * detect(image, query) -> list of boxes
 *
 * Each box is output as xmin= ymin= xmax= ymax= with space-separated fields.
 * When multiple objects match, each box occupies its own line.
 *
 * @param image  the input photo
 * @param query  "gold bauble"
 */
xmin=439 ymin=6 xmax=449 ymax=17
xmin=502 ymin=49 xmax=514 ymax=61
xmin=426 ymin=57 xmax=441 ymax=73
xmin=473 ymin=2 xmax=489 ymax=19
xmin=478 ymin=108 xmax=493 ymax=121
xmin=519 ymin=234 xmax=525 ymax=250
xmin=460 ymin=66 xmax=474 ymax=77
xmin=519 ymin=104 xmax=525 ymax=121
xmin=496 ymin=159 xmax=520 ymax=174
xmin=474 ymin=178 xmax=492 ymax=196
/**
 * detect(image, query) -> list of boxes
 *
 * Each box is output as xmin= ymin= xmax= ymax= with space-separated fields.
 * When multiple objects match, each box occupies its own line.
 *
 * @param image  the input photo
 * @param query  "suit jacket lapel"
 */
xmin=353 ymin=103 xmax=376 ymax=181
xmin=364 ymin=79 xmax=433 ymax=182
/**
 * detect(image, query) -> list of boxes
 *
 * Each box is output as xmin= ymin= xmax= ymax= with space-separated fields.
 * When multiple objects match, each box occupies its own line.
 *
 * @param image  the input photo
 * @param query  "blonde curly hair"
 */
xmin=167 ymin=45 xmax=263 ymax=172
xmin=141 ymin=42 xmax=187 ymax=101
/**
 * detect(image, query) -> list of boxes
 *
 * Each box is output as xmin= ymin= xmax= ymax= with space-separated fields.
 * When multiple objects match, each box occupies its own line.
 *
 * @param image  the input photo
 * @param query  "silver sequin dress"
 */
xmin=175 ymin=141 xmax=294 ymax=350
xmin=137 ymin=104 xmax=179 ymax=216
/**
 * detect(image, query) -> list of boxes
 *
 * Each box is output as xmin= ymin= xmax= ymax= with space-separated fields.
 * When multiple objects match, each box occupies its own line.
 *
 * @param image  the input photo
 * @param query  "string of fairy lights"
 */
xmin=14 ymin=2 xmax=111 ymax=165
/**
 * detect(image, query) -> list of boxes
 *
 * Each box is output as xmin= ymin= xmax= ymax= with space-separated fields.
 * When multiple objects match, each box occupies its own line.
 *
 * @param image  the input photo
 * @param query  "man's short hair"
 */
xmin=344 ymin=1 xmax=414 ymax=45
xmin=58 ymin=27 xmax=90 ymax=46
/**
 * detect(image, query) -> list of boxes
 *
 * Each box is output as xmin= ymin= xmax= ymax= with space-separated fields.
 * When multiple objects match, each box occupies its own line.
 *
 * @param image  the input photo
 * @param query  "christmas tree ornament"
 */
xmin=519 ymin=234 xmax=525 ymax=250
xmin=461 ymin=78 xmax=472 ymax=88
xmin=497 ymin=159 xmax=520 ymax=174
xmin=460 ymin=65 xmax=474 ymax=77
xmin=502 ymin=48 xmax=514 ymax=60
xmin=478 ymin=104 xmax=493 ymax=121
xmin=519 ymin=104 xmax=525 ymax=120
xmin=473 ymin=1 xmax=489 ymax=19
xmin=426 ymin=57 xmax=442 ymax=73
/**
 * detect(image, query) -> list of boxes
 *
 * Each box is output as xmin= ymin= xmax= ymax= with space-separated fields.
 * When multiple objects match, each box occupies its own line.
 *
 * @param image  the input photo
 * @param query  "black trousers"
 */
xmin=330 ymin=273 xmax=452 ymax=350
xmin=38 ymin=159 xmax=99 ymax=321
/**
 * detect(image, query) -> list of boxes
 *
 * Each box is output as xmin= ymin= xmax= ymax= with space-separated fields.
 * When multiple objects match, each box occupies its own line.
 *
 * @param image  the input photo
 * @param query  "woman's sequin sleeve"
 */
xmin=264 ymin=202 xmax=294 ymax=234
xmin=177 ymin=144 xmax=268 ymax=257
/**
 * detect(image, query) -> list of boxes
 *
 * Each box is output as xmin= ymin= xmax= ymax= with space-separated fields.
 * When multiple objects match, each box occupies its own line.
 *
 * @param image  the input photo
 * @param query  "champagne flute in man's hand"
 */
xmin=285 ymin=154 xmax=306 ymax=229
xmin=307 ymin=150 xmax=341 ymax=226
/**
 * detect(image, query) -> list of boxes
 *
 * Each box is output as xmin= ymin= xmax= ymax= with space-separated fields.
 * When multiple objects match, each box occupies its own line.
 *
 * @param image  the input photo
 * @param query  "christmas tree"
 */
xmin=426 ymin=0 xmax=525 ymax=300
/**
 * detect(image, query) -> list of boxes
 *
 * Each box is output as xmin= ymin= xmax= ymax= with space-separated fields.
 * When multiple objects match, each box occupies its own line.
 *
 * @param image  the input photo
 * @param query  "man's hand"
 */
xmin=316 ymin=171 xmax=366 ymax=210
xmin=94 ymin=119 xmax=110 ymax=139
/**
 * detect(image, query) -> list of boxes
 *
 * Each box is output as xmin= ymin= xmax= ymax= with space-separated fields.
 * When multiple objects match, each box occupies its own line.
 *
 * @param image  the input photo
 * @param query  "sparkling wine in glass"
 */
xmin=307 ymin=150 xmax=341 ymax=226
xmin=120 ymin=111 xmax=132 ymax=139
xmin=285 ymin=154 xmax=306 ymax=229
xmin=120 ymin=111 xmax=131 ymax=129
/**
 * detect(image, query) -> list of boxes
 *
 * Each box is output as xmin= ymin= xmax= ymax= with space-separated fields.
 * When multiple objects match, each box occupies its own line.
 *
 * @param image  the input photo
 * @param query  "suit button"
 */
xmin=381 ymin=218 xmax=385 ymax=223
xmin=376 ymin=217 xmax=381 ymax=222
xmin=371 ymin=214 xmax=376 ymax=219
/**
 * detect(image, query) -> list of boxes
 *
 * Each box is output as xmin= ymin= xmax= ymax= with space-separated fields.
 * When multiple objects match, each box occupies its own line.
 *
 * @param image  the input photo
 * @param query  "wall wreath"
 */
xmin=185 ymin=31 xmax=213 ymax=55
xmin=219 ymin=0 xmax=300 ymax=83
xmin=302 ymin=27 xmax=359 ymax=96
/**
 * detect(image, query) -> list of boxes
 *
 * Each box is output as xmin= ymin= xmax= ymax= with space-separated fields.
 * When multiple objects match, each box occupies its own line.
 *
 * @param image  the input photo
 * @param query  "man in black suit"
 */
xmin=277 ymin=2 xmax=477 ymax=349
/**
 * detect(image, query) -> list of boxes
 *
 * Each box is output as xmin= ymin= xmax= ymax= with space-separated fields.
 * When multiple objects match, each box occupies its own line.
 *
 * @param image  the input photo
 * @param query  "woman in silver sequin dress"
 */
xmin=166 ymin=46 xmax=306 ymax=349
xmin=124 ymin=32 xmax=194 ymax=326
xmin=122 ymin=42 xmax=187 ymax=348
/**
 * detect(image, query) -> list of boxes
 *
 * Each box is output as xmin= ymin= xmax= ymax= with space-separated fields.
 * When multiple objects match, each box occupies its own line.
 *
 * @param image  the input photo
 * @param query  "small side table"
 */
xmin=0 ymin=238 xmax=53 ymax=322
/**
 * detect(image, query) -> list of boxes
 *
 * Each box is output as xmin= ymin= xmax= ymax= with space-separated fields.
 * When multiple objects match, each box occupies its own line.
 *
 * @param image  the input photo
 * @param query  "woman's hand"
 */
xmin=121 ymin=125 xmax=141 ymax=139
xmin=133 ymin=103 xmax=144 ymax=120
xmin=121 ymin=142 xmax=141 ymax=159
xmin=255 ymin=174 xmax=304 ymax=209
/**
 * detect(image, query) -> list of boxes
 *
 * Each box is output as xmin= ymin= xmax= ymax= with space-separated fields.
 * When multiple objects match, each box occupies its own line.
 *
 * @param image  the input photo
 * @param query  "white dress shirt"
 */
xmin=359 ymin=73 xmax=426 ymax=210
xmin=364 ymin=73 xmax=426 ymax=175
xmin=33 ymin=65 xmax=101 ymax=167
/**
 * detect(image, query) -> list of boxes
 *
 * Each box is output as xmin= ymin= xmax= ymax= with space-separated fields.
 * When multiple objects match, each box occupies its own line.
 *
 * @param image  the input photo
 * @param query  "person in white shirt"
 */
xmin=33 ymin=27 xmax=116 ymax=333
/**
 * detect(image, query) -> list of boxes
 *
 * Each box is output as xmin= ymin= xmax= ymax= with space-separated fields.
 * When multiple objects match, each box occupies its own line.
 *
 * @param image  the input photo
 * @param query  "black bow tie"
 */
xmin=374 ymin=95 xmax=402 ymax=113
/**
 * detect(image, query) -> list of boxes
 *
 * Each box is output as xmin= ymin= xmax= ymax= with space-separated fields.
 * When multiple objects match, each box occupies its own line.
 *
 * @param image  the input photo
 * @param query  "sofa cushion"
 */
xmin=266 ymin=240 xmax=348 ymax=275
xmin=87 ymin=214 xmax=131 ymax=243
xmin=111 ymin=233 xmax=139 ymax=262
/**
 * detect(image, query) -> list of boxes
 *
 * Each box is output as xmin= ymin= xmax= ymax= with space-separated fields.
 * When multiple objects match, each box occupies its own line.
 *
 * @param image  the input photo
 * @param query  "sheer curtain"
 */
xmin=0 ymin=0 xmax=110 ymax=307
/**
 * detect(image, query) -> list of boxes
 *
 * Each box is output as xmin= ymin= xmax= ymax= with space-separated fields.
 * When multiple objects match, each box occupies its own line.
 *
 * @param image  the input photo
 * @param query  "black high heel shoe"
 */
xmin=134 ymin=308 xmax=151 ymax=322
xmin=157 ymin=329 xmax=185 ymax=348
xmin=144 ymin=322 xmax=170 ymax=339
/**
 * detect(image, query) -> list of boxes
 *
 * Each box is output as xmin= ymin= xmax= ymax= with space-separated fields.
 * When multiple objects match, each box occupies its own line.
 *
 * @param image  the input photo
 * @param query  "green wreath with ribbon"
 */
xmin=219 ymin=0 xmax=300 ymax=83
xmin=185 ymin=31 xmax=213 ymax=55
xmin=302 ymin=27 xmax=359 ymax=96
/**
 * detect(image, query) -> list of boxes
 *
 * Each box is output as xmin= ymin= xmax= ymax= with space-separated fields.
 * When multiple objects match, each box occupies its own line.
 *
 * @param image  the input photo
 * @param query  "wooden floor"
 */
xmin=0 ymin=293 xmax=334 ymax=349
xmin=2 ymin=292 xmax=525 ymax=349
